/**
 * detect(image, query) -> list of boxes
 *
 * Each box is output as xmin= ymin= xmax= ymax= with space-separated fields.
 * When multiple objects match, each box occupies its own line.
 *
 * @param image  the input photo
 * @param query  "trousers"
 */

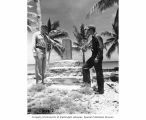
xmin=82 ymin=56 xmax=104 ymax=91
xmin=33 ymin=48 xmax=46 ymax=84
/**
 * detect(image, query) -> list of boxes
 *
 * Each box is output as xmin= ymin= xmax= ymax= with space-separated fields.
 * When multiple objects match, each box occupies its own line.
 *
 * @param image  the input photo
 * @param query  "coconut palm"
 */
xmin=73 ymin=24 xmax=90 ymax=64
xmin=27 ymin=0 xmax=41 ymax=32
xmin=34 ymin=0 xmax=42 ymax=30
xmin=86 ymin=0 xmax=118 ymax=18
xmin=41 ymin=18 xmax=68 ymax=65
xmin=87 ymin=0 xmax=119 ymax=59
xmin=101 ymin=9 xmax=118 ymax=58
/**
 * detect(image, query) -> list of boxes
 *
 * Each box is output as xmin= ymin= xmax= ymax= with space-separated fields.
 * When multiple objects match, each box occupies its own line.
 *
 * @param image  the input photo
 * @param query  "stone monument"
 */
xmin=62 ymin=39 xmax=72 ymax=60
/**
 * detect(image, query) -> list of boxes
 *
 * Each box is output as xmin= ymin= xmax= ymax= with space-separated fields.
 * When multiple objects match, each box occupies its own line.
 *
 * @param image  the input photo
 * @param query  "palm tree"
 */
xmin=101 ymin=9 xmax=118 ymax=58
xmin=87 ymin=0 xmax=119 ymax=59
xmin=86 ymin=0 xmax=118 ymax=18
xmin=73 ymin=24 xmax=90 ymax=64
xmin=42 ymin=18 xmax=68 ymax=65
xmin=34 ymin=0 xmax=42 ymax=31
xmin=27 ymin=0 xmax=41 ymax=32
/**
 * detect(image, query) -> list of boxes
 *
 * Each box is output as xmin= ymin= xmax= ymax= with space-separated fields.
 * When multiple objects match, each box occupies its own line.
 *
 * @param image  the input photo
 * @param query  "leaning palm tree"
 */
xmin=73 ymin=24 xmax=90 ymax=64
xmin=101 ymin=10 xmax=118 ymax=58
xmin=41 ymin=18 xmax=68 ymax=65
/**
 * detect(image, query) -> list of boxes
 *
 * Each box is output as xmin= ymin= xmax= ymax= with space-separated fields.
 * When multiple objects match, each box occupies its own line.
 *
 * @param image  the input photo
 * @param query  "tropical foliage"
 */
xmin=27 ymin=0 xmax=41 ymax=32
xmin=87 ymin=0 xmax=119 ymax=59
xmin=42 ymin=18 xmax=68 ymax=64
xmin=73 ymin=24 xmax=90 ymax=64
xmin=101 ymin=9 xmax=118 ymax=58
xmin=86 ymin=0 xmax=118 ymax=18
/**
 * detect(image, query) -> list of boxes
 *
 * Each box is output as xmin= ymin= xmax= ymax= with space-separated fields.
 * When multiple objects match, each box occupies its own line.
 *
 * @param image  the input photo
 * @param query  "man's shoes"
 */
xmin=92 ymin=86 xmax=98 ymax=91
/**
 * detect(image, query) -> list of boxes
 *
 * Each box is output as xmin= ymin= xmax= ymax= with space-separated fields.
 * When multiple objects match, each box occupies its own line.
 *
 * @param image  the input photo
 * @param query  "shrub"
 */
xmin=78 ymin=87 xmax=93 ymax=95
xmin=28 ymin=84 xmax=45 ymax=93
xmin=28 ymin=96 xmax=61 ymax=114
xmin=59 ymin=90 xmax=68 ymax=96
xmin=67 ymin=91 xmax=83 ymax=100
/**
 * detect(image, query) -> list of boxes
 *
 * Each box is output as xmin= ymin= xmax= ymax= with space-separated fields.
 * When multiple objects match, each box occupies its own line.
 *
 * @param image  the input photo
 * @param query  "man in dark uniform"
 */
xmin=83 ymin=25 xmax=104 ymax=94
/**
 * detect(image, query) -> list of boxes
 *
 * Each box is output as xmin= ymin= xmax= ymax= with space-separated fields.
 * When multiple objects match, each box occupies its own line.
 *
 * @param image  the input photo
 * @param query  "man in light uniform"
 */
xmin=32 ymin=26 xmax=48 ymax=84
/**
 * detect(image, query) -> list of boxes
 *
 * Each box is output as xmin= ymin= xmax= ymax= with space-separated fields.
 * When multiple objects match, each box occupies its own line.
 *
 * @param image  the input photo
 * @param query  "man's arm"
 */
xmin=96 ymin=36 xmax=104 ymax=50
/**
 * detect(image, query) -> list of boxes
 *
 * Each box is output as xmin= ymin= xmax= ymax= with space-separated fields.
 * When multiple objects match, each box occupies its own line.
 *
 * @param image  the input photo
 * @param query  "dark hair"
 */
xmin=88 ymin=26 xmax=96 ymax=33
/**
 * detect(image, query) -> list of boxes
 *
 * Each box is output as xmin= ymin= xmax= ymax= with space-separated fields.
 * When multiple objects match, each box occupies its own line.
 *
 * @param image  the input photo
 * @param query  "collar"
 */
xmin=93 ymin=32 xmax=98 ymax=37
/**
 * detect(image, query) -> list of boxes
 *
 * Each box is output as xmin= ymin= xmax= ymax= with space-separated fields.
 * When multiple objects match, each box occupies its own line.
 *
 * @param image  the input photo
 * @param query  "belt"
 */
xmin=36 ymin=46 xmax=45 ymax=50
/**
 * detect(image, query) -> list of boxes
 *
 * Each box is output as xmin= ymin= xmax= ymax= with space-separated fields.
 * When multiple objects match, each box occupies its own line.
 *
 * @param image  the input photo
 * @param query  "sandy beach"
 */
xmin=27 ymin=60 xmax=119 ymax=114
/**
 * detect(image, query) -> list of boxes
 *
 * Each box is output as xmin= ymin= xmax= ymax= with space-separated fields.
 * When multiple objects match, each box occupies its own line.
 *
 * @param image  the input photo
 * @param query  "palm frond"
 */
xmin=27 ymin=25 xmax=32 ymax=32
xmin=86 ymin=2 xmax=98 ymax=19
xmin=98 ymin=0 xmax=118 ymax=12
xmin=80 ymin=24 xmax=86 ymax=39
xmin=47 ymin=18 xmax=52 ymax=33
xmin=101 ymin=31 xmax=113 ymax=37
xmin=27 ymin=18 xmax=37 ymax=26
xmin=86 ymin=0 xmax=118 ymax=18
xmin=104 ymin=37 xmax=115 ymax=47
xmin=117 ymin=41 xmax=119 ymax=54
xmin=106 ymin=41 xmax=118 ymax=58
xmin=53 ymin=41 xmax=64 ymax=49
xmin=112 ymin=24 xmax=118 ymax=37
xmin=52 ymin=43 xmax=64 ymax=57
xmin=113 ymin=9 xmax=119 ymax=28
xmin=49 ymin=30 xmax=68 ymax=39
xmin=27 ymin=12 xmax=37 ymax=18
xmin=51 ymin=21 xmax=60 ymax=30
xmin=112 ymin=10 xmax=119 ymax=37
xmin=73 ymin=32 xmax=82 ymax=43
xmin=27 ymin=26 xmax=39 ymax=32
xmin=41 ymin=25 xmax=49 ymax=35
xmin=73 ymin=25 xmax=82 ymax=43
xmin=53 ymin=39 xmax=62 ymax=45
xmin=73 ymin=25 xmax=80 ymax=35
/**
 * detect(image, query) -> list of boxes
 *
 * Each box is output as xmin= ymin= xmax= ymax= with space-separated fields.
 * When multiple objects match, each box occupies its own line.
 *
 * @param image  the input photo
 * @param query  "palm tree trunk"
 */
xmin=34 ymin=0 xmax=42 ymax=31
xmin=47 ymin=45 xmax=52 ymax=66
xmin=82 ymin=51 xmax=85 ymax=64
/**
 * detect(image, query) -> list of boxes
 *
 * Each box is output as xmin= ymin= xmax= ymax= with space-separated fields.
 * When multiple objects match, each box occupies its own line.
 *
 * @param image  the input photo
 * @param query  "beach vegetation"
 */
xmin=101 ymin=9 xmax=118 ymax=58
xmin=41 ymin=18 xmax=68 ymax=65
xmin=73 ymin=24 xmax=91 ymax=64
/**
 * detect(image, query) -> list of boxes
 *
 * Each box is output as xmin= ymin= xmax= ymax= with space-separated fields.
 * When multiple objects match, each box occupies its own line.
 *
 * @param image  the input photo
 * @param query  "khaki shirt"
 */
xmin=32 ymin=31 xmax=48 ymax=56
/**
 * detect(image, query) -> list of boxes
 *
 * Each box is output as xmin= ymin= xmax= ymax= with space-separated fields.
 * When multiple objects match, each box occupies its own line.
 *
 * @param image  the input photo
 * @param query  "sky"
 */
xmin=27 ymin=0 xmax=118 ymax=64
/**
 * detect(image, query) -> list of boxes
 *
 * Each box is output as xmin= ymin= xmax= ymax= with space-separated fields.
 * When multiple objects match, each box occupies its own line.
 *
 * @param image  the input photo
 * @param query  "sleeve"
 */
xmin=97 ymin=36 xmax=104 ymax=50
xmin=32 ymin=32 xmax=37 ymax=53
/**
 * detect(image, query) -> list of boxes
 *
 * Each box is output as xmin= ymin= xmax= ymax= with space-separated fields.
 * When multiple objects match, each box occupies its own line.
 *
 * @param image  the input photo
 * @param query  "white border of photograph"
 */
xmin=0 ymin=0 xmax=146 ymax=120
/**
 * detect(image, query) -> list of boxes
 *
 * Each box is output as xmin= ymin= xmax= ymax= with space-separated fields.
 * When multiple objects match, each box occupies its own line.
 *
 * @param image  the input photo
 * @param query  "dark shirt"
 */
xmin=91 ymin=34 xmax=103 ymax=59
